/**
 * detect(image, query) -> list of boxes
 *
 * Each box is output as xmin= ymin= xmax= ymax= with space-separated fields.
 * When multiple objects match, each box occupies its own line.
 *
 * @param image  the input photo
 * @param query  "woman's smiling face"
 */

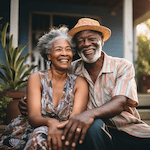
xmin=47 ymin=38 xmax=73 ymax=71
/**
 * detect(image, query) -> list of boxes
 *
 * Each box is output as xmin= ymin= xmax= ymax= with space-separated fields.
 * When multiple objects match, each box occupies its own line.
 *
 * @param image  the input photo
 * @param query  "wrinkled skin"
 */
xmin=57 ymin=31 xmax=127 ymax=149
xmin=19 ymin=95 xmax=127 ymax=150
xmin=47 ymin=120 xmax=65 ymax=150
xmin=19 ymin=30 xmax=127 ymax=150
xmin=57 ymin=109 xmax=95 ymax=149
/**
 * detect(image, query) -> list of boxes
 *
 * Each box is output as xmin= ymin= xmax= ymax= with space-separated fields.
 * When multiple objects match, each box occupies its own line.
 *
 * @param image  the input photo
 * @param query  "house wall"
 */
xmin=0 ymin=0 xmax=10 ymax=61
xmin=19 ymin=0 xmax=123 ymax=57
xmin=0 ymin=0 xmax=123 ymax=63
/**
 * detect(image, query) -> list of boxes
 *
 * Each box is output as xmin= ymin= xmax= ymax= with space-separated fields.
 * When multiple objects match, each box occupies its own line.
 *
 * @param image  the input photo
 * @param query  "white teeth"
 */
xmin=60 ymin=59 xmax=68 ymax=62
xmin=84 ymin=50 xmax=93 ymax=54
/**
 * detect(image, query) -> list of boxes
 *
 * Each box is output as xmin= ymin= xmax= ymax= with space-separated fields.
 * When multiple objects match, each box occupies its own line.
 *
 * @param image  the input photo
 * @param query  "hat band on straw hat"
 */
xmin=68 ymin=18 xmax=111 ymax=42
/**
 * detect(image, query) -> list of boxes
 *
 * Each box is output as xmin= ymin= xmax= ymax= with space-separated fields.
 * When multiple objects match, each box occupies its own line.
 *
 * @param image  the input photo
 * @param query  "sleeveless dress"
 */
xmin=0 ymin=70 xmax=77 ymax=150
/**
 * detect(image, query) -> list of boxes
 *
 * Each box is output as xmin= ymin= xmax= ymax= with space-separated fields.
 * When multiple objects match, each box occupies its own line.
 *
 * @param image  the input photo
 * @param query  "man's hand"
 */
xmin=57 ymin=110 xmax=94 ymax=149
xmin=18 ymin=95 xmax=28 ymax=117
xmin=47 ymin=120 xmax=67 ymax=150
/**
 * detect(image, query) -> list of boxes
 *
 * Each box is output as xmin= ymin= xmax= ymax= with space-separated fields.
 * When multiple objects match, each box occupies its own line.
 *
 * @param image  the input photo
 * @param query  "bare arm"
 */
xmin=59 ymin=60 xmax=137 ymax=149
xmin=70 ymin=76 xmax=89 ymax=118
xmin=91 ymin=95 xmax=127 ymax=120
xmin=57 ymin=76 xmax=89 ymax=149
xmin=27 ymin=73 xmax=64 ymax=150
xmin=59 ymin=95 xmax=127 ymax=149
xmin=27 ymin=72 xmax=53 ymax=127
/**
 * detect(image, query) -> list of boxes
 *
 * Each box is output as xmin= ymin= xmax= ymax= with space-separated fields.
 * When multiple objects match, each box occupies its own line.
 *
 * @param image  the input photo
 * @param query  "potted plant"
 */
xmin=0 ymin=81 xmax=12 ymax=125
xmin=0 ymin=20 xmax=37 ymax=124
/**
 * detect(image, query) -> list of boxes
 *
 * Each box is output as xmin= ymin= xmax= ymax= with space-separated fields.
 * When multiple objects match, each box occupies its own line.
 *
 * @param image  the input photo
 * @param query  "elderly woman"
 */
xmin=0 ymin=26 xmax=88 ymax=150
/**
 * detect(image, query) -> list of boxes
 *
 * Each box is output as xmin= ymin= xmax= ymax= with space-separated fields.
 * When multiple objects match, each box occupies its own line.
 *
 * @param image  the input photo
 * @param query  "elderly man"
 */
xmin=19 ymin=18 xmax=150 ymax=150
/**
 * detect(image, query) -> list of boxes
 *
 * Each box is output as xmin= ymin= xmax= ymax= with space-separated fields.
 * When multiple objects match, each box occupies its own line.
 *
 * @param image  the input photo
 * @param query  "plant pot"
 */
xmin=4 ymin=91 xmax=26 ymax=125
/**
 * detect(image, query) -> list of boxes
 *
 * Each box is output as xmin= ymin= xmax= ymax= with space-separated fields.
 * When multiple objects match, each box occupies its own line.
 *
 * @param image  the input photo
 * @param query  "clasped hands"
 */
xmin=57 ymin=111 xmax=94 ymax=150
xmin=18 ymin=96 xmax=94 ymax=150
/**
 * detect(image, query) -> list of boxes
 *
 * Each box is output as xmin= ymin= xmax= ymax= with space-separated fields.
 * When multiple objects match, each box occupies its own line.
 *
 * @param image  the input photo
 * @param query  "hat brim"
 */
xmin=68 ymin=25 xmax=111 ymax=42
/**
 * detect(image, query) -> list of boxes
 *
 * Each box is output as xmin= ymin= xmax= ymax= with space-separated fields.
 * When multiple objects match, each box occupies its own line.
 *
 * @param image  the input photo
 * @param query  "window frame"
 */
xmin=28 ymin=11 xmax=101 ymax=54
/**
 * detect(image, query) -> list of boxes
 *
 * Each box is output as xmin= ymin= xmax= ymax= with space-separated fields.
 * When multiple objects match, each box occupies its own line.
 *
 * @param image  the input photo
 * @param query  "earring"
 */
xmin=47 ymin=60 xmax=51 ymax=69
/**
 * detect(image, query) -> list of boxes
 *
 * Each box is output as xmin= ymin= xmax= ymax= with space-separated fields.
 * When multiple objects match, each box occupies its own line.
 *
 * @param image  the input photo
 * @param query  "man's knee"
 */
xmin=87 ymin=119 xmax=105 ymax=136
xmin=81 ymin=119 xmax=115 ymax=150
xmin=86 ymin=119 xmax=112 ymax=142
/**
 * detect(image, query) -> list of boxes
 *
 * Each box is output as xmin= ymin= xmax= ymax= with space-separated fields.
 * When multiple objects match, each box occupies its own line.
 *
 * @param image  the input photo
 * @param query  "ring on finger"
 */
xmin=76 ymin=128 xmax=81 ymax=133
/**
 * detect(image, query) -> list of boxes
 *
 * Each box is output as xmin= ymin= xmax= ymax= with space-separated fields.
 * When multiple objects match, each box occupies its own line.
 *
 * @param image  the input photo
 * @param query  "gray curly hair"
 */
xmin=37 ymin=26 xmax=75 ymax=60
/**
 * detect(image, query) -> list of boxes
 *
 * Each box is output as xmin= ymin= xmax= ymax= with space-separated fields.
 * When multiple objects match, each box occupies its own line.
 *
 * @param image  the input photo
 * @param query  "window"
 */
xmin=29 ymin=12 xmax=100 ymax=69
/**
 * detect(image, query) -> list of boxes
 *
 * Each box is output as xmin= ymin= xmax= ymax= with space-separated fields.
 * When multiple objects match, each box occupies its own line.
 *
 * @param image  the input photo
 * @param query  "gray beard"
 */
xmin=78 ymin=43 xmax=102 ymax=63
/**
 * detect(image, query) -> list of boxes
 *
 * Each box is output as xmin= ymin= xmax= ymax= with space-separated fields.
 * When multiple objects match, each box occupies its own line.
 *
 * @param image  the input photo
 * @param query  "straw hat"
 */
xmin=68 ymin=18 xmax=111 ymax=42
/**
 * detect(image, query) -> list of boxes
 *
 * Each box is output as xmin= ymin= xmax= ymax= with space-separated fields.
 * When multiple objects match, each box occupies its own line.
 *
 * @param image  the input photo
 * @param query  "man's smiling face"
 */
xmin=75 ymin=30 xmax=103 ymax=63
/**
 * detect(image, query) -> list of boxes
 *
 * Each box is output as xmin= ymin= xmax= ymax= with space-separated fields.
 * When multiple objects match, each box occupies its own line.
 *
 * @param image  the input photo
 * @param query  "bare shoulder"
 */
xmin=28 ymin=72 xmax=40 ymax=80
xmin=75 ymin=76 xmax=88 ymax=87
xmin=28 ymin=72 xmax=41 ymax=85
xmin=73 ymin=75 xmax=89 ymax=99
xmin=76 ymin=76 xmax=86 ymax=82
xmin=27 ymin=72 xmax=42 ymax=90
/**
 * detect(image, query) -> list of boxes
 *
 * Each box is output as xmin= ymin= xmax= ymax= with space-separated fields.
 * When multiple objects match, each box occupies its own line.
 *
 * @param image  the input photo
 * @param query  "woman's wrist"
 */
xmin=46 ymin=118 xmax=58 ymax=127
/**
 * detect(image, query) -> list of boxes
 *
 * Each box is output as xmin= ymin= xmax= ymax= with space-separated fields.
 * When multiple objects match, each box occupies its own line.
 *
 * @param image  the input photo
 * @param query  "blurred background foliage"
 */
xmin=136 ymin=19 xmax=150 ymax=93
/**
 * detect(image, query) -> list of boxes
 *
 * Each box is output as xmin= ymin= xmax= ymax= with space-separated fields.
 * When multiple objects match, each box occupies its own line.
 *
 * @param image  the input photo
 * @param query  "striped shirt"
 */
xmin=68 ymin=51 xmax=150 ymax=138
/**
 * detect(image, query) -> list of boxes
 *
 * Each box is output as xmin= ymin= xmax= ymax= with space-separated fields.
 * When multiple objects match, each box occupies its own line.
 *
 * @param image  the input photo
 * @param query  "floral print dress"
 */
xmin=0 ymin=70 xmax=77 ymax=150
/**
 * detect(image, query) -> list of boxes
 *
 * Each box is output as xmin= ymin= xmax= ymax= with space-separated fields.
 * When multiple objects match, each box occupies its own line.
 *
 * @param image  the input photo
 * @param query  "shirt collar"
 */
xmin=101 ymin=51 xmax=115 ymax=73
xmin=74 ymin=59 xmax=88 ymax=76
xmin=74 ymin=51 xmax=115 ymax=76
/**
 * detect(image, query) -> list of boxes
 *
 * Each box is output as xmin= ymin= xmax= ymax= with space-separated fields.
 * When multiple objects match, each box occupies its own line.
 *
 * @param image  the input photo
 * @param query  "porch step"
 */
xmin=138 ymin=94 xmax=150 ymax=106
xmin=142 ymin=120 xmax=150 ymax=125
xmin=137 ymin=94 xmax=150 ymax=125
xmin=138 ymin=109 xmax=150 ymax=120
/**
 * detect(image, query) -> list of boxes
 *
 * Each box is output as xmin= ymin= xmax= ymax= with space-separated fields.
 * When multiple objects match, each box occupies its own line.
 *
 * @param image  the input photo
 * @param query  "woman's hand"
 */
xmin=56 ymin=76 xmax=89 ymax=150
xmin=47 ymin=120 xmax=68 ymax=150
xmin=57 ymin=95 xmax=128 ymax=149
xmin=57 ymin=110 xmax=95 ymax=149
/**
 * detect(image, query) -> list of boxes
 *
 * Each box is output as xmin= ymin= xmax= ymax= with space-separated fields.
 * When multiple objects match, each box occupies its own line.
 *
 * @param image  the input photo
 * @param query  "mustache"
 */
xmin=81 ymin=46 xmax=96 ymax=52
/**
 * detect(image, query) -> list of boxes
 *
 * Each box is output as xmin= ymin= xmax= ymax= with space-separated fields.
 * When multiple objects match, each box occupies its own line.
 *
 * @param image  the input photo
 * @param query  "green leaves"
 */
xmin=0 ymin=22 xmax=38 ymax=91
xmin=136 ymin=19 xmax=150 ymax=80
xmin=1 ymin=22 xmax=9 ymax=49
xmin=0 ymin=19 xmax=37 ymax=124
xmin=0 ymin=81 xmax=12 ymax=124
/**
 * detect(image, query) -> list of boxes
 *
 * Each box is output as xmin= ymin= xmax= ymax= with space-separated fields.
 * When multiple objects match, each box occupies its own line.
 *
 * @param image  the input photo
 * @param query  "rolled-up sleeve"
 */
xmin=111 ymin=59 xmax=138 ymax=107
